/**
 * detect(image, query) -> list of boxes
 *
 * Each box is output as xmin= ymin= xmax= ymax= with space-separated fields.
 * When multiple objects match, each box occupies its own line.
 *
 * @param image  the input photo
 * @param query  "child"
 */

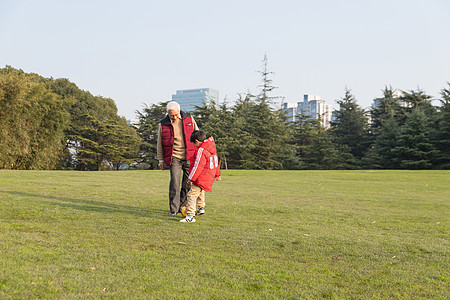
xmin=180 ymin=130 xmax=221 ymax=223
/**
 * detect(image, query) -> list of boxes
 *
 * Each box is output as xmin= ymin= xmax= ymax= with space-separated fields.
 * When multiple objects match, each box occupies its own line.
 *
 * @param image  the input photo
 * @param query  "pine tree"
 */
xmin=193 ymin=100 xmax=235 ymax=169
xmin=330 ymin=88 xmax=369 ymax=167
xmin=230 ymin=94 xmax=259 ymax=169
xmin=364 ymin=87 xmax=402 ymax=168
xmin=370 ymin=86 xmax=402 ymax=134
xmin=364 ymin=116 xmax=401 ymax=169
xmin=434 ymin=83 xmax=450 ymax=169
xmin=287 ymin=111 xmax=340 ymax=169
xmin=399 ymin=89 xmax=436 ymax=126
xmin=393 ymin=108 xmax=437 ymax=169
xmin=135 ymin=102 xmax=168 ymax=169
xmin=236 ymin=55 xmax=288 ymax=169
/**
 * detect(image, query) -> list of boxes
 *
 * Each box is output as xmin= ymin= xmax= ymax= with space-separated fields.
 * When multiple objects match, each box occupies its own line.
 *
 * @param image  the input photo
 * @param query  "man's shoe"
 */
xmin=179 ymin=216 xmax=196 ymax=223
xmin=196 ymin=207 xmax=205 ymax=215
xmin=169 ymin=212 xmax=177 ymax=216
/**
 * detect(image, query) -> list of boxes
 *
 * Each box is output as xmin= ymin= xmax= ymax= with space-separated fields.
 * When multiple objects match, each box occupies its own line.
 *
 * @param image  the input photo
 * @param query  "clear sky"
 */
xmin=1 ymin=0 xmax=449 ymax=119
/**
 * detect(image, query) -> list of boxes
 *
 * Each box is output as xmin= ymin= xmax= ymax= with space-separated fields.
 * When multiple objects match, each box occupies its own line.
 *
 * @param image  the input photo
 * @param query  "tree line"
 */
xmin=1 ymin=65 xmax=449 ymax=170
xmin=137 ymin=86 xmax=450 ymax=171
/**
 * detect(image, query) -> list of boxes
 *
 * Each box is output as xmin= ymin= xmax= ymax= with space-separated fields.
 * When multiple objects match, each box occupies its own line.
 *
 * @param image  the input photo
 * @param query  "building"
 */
xmin=282 ymin=94 xmax=334 ymax=129
xmin=171 ymin=88 xmax=219 ymax=112
xmin=281 ymin=102 xmax=297 ymax=122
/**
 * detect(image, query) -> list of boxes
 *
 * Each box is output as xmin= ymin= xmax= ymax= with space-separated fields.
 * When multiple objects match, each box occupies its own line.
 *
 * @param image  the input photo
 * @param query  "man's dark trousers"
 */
xmin=169 ymin=157 xmax=190 ymax=214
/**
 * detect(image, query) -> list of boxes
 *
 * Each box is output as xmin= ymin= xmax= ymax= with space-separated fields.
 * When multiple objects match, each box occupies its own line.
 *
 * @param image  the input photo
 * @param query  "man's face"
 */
xmin=168 ymin=109 xmax=180 ymax=122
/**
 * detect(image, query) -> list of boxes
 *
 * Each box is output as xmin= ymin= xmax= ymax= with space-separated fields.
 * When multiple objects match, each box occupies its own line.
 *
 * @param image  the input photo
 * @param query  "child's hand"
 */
xmin=215 ymin=176 xmax=221 ymax=181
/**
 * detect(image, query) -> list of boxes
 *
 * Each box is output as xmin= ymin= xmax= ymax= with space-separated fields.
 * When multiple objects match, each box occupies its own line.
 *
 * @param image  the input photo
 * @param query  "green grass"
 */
xmin=0 ymin=170 xmax=448 ymax=299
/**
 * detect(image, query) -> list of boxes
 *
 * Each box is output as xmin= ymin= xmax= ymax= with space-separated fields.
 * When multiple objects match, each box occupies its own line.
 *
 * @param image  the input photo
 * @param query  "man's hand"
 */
xmin=158 ymin=162 xmax=164 ymax=170
xmin=187 ymin=180 xmax=192 ymax=185
xmin=215 ymin=176 xmax=221 ymax=181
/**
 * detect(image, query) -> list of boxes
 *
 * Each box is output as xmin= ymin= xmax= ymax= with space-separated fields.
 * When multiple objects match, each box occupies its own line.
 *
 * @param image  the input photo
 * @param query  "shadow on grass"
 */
xmin=0 ymin=190 xmax=169 ymax=219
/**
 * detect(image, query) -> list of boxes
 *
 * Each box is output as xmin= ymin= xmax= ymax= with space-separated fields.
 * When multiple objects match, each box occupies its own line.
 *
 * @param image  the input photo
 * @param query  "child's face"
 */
xmin=194 ymin=140 xmax=202 ymax=148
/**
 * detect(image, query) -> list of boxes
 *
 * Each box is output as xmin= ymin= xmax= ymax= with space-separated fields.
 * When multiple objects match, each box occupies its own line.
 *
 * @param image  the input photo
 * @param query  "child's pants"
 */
xmin=186 ymin=184 xmax=205 ymax=216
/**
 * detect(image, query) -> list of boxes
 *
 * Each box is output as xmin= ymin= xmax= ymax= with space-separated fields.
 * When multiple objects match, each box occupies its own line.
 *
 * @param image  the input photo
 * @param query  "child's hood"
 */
xmin=199 ymin=137 xmax=217 ymax=155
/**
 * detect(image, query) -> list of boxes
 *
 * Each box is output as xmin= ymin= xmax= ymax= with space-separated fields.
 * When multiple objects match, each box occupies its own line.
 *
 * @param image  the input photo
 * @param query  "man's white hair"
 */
xmin=166 ymin=101 xmax=181 ymax=113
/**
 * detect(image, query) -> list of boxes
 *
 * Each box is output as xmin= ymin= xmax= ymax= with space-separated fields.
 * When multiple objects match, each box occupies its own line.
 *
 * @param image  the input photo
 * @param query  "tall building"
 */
xmin=171 ymin=88 xmax=219 ymax=112
xmin=281 ymin=102 xmax=297 ymax=122
xmin=282 ymin=94 xmax=334 ymax=129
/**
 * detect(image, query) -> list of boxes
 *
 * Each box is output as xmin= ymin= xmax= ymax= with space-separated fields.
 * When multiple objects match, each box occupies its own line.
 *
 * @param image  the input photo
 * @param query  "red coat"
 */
xmin=188 ymin=137 xmax=221 ymax=192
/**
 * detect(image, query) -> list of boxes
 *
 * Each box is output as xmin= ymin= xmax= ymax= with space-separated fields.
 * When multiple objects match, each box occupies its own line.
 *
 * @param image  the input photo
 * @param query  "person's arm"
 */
xmin=188 ymin=148 xmax=206 ymax=182
xmin=156 ymin=124 xmax=164 ymax=170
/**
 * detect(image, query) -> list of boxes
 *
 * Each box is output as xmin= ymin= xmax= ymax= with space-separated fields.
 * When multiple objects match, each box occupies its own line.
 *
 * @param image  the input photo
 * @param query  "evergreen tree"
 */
xmin=97 ymin=117 xmax=141 ymax=170
xmin=363 ymin=116 xmax=401 ymax=169
xmin=401 ymin=88 xmax=433 ymax=110
xmin=287 ymin=111 xmax=340 ymax=169
xmin=235 ymin=55 xmax=288 ymax=169
xmin=393 ymin=108 xmax=437 ymax=169
xmin=399 ymin=88 xmax=436 ymax=126
xmin=364 ymin=87 xmax=402 ymax=168
xmin=46 ymin=77 xmax=134 ymax=170
xmin=434 ymin=83 xmax=450 ymax=169
xmin=72 ymin=115 xmax=140 ymax=170
xmin=230 ymin=94 xmax=259 ymax=169
xmin=370 ymin=86 xmax=402 ymax=134
xmin=135 ymin=102 xmax=168 ymax=169
xmin=192 ymin=100 xmax=235 ymax=169
xmin=330 ymin=89 xmax=369 ymax=167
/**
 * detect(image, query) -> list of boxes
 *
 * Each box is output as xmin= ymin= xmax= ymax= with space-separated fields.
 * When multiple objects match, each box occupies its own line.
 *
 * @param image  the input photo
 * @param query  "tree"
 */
xmin=228 ymin=94 xmax=259 ymax=169
xmin=135 ymin=102 xmax=168 ymax=169
xmin=400 ymin=88 xmax=433 ymax=110
xmin=399 ymin=88 xmax=436 ymax=126
xmin=433 ymin=83 xmax=450 ymax=169
xmin=392 ymin=108 xmax=437 ymax=169
xmin=233 ymin=55 xmax=288 ymax=169
xmin=363 ymin=116 xmax=401 ymax=169
xmin=330 ymin=88 xmax=369 ymax=167
xmin=370 ymin=86 xmax=402 ymax=134
xmin=71 ymin=115 xmax=140 ymax=170
xmin=46 ymin=77 xmax=133 ymax=171
xmin=364 ymin=87 xmax=403 ymax=168
xmin=192 ymin=100 xmax=235 ymax=169
xmin=0 ymin=68 xmax=69 ymax=169
xmin=286 ymin=111 xmax=340 ymax=169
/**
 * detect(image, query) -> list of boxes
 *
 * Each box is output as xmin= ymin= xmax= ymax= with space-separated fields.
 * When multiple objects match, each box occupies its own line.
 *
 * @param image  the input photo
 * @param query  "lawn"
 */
xmin=0 ymin=170 xmax=448 ymax=299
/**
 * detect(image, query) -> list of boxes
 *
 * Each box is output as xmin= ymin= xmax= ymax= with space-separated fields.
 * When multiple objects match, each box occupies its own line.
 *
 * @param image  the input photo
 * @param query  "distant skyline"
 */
xmin=1 ymin=0 xmax=449 ymax=119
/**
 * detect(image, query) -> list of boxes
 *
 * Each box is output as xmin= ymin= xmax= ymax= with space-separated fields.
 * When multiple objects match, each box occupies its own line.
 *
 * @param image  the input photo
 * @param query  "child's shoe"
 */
xmin=196 ymin=207 xmax=205 ymax=215
xmin=179 ymin=216 xmax=196 ymax=223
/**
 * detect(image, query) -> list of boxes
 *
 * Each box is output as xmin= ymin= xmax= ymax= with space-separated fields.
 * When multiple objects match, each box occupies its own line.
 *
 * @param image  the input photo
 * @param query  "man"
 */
xmin=156 ymin=101 xmax=198 ymax=215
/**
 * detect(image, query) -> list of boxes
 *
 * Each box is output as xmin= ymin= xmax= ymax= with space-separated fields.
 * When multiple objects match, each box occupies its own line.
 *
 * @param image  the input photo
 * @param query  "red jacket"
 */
xmin=188 ymin=137 xmax=221 ymax=192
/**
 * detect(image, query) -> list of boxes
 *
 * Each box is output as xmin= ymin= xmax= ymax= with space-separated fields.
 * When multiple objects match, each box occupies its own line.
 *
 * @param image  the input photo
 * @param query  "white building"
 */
xmin=282 ymin=94 xmax=334 ymax=129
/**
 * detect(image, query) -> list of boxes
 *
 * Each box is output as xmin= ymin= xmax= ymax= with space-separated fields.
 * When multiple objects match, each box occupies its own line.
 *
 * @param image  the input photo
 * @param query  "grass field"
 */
xmin=0 ymin=170 xmax=448 ymax=299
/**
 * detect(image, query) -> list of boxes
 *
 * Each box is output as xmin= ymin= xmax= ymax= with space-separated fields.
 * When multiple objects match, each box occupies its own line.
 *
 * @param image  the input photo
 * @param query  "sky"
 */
xmin=1 ymin=0 xmax=449 ymax=120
